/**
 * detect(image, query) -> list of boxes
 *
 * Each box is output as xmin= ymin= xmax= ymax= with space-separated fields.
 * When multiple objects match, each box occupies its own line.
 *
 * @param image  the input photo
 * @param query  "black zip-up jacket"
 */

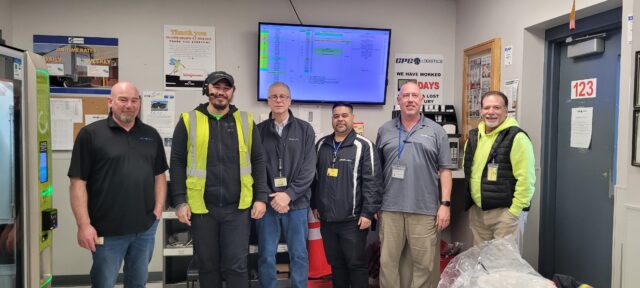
xmin=170 ymin=104 xmax=268 ymax=208
xmin=257 ymin=110 xmax=316 ymax=210
xmin=311 ymin=130 xmax=382 ymax=222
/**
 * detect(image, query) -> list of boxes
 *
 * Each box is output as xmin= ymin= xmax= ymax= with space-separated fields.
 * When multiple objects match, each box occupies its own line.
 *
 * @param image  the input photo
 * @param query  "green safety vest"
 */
xmin=182 ymin=109 xmax=254 ymax=213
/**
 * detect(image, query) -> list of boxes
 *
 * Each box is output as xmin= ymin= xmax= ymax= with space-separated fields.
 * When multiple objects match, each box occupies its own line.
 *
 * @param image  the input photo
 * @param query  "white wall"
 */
xmin=0 ymin=0 xmax=12 ymax=44
xmin=7 ymin=0 xmax=457 ymax=276
xmin=615 ymin=1 xmax=640 ymax=287
xmin=455 ymin=0 xmax=634 ymax=286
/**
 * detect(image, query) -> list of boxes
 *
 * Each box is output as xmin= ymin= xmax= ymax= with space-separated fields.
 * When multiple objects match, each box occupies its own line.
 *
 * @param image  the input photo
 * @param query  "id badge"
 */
xmin=327 ymin=168 xmax=339 ymax=177
xmin=487 ymin=163 xmax=499 ymax=181
xmin=391 ymin=164 xmax=406 ymax=179
xmin=274 ymin=177 xmax=287 ymax=188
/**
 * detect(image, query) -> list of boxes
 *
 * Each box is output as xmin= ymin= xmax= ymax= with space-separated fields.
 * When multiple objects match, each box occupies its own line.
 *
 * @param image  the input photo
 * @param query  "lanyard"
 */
xmin=274 ymin=121 xmax=289 ymax=177
xmin=332 ymin=138 xmax=343 ymax=167
xmin=489 ymin=150 xmax=497 ymax=164
xmin=397 ymin=124 xmax=418 ymax=160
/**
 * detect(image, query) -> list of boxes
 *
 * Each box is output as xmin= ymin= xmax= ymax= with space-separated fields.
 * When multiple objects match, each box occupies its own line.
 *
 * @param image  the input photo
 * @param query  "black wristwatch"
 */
xmin=440 ymin=200 xmax=451 ymax=207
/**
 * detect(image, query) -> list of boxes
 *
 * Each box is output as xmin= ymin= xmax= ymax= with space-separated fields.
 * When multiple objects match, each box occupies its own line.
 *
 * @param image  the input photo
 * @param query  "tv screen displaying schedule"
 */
xmin=258 ymin=22 xmax=391 ymax=105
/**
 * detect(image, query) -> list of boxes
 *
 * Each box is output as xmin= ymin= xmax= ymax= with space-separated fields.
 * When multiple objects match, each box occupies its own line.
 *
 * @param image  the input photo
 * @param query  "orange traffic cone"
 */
xmin=308 ymin=209 xmax=331 ymax=278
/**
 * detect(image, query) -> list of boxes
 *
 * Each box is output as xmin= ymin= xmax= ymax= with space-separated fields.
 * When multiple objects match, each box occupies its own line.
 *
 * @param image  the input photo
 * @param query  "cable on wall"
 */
xmin=289 ymin=0 xmax=303 ymax=24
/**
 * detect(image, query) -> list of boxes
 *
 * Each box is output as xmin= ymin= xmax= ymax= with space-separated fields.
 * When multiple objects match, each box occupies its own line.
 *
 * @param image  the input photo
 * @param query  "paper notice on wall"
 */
xmin=141 ymin=91 xmax=176 ymax=163
xmin=141 ymin=91 xmax=175 ymax=146
xmin=504 ymin=45 xmax=513 ymax=66
xmin=50 ymin=98 xmax=84 ymax=150
xmin=164 ymin=25 xmax=215 ymax=90
xmin=52 ymin=118 xmax=74 ymax=150
xmin=570 ymin=107 xmax=593 ymax=149
xmin=51 ymin=98 xmax=83 ymax=123
xmin=393 ymin=54 xmax=444 ymax=105
xmin=85 ymin=114 xmax=108 ymax=125
xmin=504 ymin=79 xmax=519 ymax=117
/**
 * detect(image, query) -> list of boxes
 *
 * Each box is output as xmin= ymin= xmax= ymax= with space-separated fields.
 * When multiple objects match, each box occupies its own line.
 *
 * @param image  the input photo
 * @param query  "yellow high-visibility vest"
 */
xmin=182 ymin=109 xmax=254 ymax=213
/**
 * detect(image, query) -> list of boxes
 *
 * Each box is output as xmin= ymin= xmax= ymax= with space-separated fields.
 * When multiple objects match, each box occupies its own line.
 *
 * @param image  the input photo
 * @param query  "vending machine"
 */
xmin=0 ymin=44 xmax=57 ymax=288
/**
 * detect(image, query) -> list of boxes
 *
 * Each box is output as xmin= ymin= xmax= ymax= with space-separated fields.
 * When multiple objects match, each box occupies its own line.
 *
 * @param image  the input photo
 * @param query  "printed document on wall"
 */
xmin=504 ymin=79 xmax=519 ymax=118
xmin=570 ymin=107 xmax=593 ymax=149
xmin=141 ymin=91 xmax=176 ymax=162
xmin=50 ymin=98 xmax=83 ymax=150
xmin=393 ymin=54 xmax=444 ymax=105
xmin=164 ymin=25 xmax=215 ymax=90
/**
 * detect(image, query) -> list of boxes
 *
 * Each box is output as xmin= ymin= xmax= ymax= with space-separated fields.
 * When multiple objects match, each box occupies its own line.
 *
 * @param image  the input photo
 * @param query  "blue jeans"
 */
xmin=90 ymin=220 xmax=158 ymax=288
xmin=256 ymin=207 xmax=308 ymax=288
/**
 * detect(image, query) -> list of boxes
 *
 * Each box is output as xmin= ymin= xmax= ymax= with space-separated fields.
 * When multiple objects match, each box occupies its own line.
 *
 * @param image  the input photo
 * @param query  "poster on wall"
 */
xmin=33 ymin=35 xmax=118 ymax=95
xmin=164 ymin=25 xmax=215 ymax=90
xmin=141 ymin=91 xmax=175 ymax=163
xmin=467 ymin=54 xmax=491 ymax=118
xmin=393 ymin=54 xmax=444 ymax=105
xmin=504 ymin=79 xmax=519 ymax=117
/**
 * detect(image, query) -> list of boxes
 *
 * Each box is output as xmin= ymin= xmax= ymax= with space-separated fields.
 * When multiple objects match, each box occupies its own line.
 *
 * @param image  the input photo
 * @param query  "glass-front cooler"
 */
xmin=0 ymin=44 xmax=24 ymax=288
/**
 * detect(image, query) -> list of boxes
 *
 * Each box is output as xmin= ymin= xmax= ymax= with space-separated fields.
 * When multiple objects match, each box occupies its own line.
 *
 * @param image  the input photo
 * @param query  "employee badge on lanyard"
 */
xmin=274 ymin=158 xmax=288 ymax=187
xmin=327 ymin=138 xmax=342 ymax=177
xmin=393 ymin=124 xmax=415 ymax=180
xmin=391 ymin=164 xmax=406 ymax=179
xmin=487 ymin=150 xmax=498 ymax=182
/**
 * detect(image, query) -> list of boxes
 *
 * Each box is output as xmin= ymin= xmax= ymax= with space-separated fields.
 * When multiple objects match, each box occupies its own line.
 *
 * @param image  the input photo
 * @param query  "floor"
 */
xmin=55 ymin=283 xmax=163 ymax=288
xmin=55 ymin=279 xmax=334 ymax=288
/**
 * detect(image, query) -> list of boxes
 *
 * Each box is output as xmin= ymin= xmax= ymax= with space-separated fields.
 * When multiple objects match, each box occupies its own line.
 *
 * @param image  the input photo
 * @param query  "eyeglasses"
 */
xmin=400 ymin=93 xmax=421 ymax=100
xmin=268 ymin=95 xmax=290 ymax=101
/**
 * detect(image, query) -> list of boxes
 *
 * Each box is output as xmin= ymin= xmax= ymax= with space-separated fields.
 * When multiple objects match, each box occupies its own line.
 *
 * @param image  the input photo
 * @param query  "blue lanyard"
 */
xmin=397 ymin=124 xmax=418 ymax=159
xmin=332 ymin=138 xmax=343 ymax=166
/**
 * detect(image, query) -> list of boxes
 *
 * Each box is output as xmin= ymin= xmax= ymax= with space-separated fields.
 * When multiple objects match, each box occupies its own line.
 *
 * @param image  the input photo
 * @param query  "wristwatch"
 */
xmin=440 ymin=200 xmax=451 ymax=207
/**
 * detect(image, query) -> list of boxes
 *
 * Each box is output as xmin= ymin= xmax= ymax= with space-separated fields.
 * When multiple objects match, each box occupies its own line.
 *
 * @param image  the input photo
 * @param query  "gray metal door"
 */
xmin=540 ymin=8 xmax=620 ymax=288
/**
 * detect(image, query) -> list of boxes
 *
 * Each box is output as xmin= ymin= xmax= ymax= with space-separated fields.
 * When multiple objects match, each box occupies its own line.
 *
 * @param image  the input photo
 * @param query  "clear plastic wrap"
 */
xmin=438 ymin=236 xmax=555 ymax=288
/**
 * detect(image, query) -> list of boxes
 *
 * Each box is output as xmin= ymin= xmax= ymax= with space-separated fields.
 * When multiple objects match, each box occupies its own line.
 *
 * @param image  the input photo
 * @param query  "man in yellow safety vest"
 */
xmin=170 ymin=71 xmax=269 ymax=288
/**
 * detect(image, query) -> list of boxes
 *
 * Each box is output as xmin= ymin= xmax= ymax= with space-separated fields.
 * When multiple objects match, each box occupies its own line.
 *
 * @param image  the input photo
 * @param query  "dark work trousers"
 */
xmin=320 ymin=219 xmax=370 ymax=288
xmin=191 ymin=204 xmax=250 ymax=288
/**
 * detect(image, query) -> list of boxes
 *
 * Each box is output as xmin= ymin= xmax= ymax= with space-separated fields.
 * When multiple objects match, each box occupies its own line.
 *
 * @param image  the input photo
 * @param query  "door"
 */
xmin=540 ymin=8 xmax=620 ymax=288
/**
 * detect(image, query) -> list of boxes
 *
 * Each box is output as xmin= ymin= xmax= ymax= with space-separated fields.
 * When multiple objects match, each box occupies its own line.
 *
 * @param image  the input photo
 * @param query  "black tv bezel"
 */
xmin=257 ymin=22 xmax=391 ymax=105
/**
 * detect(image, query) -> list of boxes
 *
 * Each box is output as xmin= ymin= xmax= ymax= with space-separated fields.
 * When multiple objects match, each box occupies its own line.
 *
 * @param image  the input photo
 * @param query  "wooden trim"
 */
xmin=461 ymin=38 xmax=501 ymax=144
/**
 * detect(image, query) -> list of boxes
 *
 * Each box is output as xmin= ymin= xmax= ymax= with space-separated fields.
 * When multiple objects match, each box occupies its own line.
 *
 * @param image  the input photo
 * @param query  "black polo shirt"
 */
xmin=68 ymin=114 xmax=168 ymax=237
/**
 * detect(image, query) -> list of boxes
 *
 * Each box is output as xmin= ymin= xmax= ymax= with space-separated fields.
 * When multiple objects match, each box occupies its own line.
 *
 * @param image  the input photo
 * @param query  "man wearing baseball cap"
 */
xmin=170 ymin=71 xmax=269 ymax=288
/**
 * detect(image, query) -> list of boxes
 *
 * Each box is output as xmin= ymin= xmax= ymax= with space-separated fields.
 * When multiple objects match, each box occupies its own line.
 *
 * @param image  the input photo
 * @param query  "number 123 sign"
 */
xmin=571 ymin=78 xmax=597 ymax=99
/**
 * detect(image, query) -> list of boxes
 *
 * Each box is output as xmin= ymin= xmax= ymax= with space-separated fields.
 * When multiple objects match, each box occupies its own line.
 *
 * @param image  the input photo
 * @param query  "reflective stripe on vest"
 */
xmin=183 ymin=110 xmax=254 ymax=213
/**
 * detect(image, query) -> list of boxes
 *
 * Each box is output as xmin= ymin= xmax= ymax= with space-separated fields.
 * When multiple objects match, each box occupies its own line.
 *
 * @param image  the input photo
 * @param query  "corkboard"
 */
xmin=461 ymin=38 xmax=501 ymax=145
xmin=53 ymin=96 xmax=109 ymax=140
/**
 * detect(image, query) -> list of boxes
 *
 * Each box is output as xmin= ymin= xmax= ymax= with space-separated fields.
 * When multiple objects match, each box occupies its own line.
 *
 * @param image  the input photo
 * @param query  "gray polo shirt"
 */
xmin=375 ymin=115 xmax=453 ymax=215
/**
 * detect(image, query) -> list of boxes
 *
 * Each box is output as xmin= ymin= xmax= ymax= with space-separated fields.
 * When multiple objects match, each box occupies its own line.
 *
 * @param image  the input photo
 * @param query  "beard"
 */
xmin=485 ymin=120 xmax=499 ymax=128
xmin=213 ymin=102 xmax=228 ymax=111
xmin=114 ymin=112 xmax=135 ymax=124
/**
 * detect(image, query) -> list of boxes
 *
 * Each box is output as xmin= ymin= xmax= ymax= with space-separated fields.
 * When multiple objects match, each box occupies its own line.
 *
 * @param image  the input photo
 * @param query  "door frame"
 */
xmin=539 ymin=7 xmax=621 ymax=278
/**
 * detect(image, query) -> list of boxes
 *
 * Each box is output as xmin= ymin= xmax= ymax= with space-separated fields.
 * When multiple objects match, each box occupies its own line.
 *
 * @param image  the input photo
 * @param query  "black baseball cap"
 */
xmin=202 ymin=71 xmax=234 ymax=95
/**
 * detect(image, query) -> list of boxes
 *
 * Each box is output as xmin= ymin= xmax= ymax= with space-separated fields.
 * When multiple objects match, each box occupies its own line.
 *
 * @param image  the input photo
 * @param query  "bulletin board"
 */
xmin=461 ymin=38 xmax=501 ymax=144
xmin=51 ymin=96 xmax=108 ymax=141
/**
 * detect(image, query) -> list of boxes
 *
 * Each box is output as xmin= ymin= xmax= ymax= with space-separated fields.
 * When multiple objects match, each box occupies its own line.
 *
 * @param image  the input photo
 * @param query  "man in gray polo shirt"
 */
xmin=376 ymin=82 xmax=453 ymax=288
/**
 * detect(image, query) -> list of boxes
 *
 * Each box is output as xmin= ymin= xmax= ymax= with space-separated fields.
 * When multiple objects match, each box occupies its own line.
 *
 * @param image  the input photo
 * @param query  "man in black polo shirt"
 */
xmin=68 ymin=81 xmax=168 ymax=288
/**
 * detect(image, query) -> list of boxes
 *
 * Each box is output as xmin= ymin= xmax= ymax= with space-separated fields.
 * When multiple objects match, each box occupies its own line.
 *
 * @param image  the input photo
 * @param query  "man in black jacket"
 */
xmin=312 ymin=103 xmax=382 ymax=288
xmin=256 ymin=82 xmax=316 ymax=288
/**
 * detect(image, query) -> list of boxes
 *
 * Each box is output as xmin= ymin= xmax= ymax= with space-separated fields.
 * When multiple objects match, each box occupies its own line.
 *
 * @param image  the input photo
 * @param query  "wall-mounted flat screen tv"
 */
xmin=258 ymin=22 xmax=391 ymax=105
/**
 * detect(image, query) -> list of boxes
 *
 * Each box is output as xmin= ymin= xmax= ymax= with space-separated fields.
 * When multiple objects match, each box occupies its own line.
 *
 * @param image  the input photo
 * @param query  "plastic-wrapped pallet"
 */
xmin=438 ymin=236 xmax=554 ymax=288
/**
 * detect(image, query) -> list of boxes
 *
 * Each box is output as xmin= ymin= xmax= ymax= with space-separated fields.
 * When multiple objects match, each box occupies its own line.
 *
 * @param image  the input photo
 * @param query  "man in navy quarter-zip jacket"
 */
xmin=256 ymin=82 xmax=316 ymax=288
xmin=312 ymin=102 xmax=382 ymax=288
